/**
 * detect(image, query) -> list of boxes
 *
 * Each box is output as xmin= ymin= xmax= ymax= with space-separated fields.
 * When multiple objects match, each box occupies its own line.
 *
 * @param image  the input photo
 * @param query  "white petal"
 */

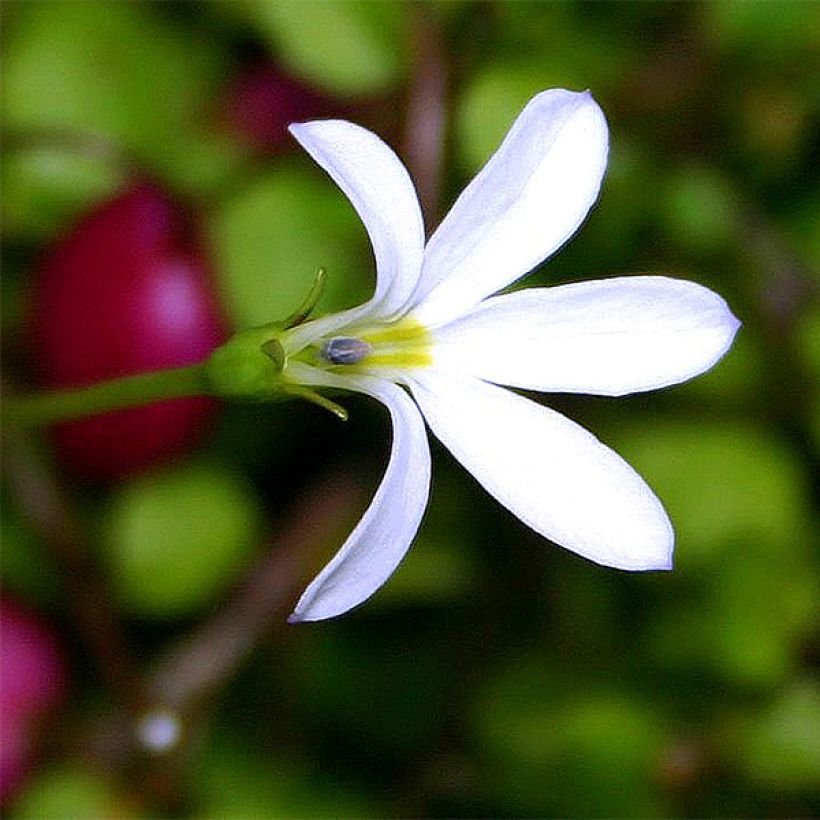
xmin=287 ymin=366 xmax=431 ymax=622
xmin=290 ymin=120 xmax=425 ymax=319
xmin=412 ymin=89 xmax=609 ymax=326
xmin=431 ymin=276 xmax=741 ymax=396
xmin=405 ymin=370 xmax=673 ymax=570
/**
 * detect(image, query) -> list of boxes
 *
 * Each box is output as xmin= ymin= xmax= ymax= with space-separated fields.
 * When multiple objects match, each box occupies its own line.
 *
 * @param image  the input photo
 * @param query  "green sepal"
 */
xmin=204 ymin=269 xmax=329 ymax=401
xmin=204 ymin=323 xmax=288 ymax=401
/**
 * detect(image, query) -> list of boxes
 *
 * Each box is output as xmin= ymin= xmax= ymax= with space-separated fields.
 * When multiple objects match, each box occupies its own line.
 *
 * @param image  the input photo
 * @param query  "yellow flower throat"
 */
xmin=318 ymin=318 xmax=433 ymax=371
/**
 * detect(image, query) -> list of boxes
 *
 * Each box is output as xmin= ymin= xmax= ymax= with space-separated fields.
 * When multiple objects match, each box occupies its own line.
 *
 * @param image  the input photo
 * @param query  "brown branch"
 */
xmin=147 ymin=472 xmax=364 ymax=711
xmin=736 ymin=204 xmax=818 ymax=333
xmin=74 ymin=469 xmax=365 ymax=787
xmin=404 ymin=4 xmax=448 ymax=228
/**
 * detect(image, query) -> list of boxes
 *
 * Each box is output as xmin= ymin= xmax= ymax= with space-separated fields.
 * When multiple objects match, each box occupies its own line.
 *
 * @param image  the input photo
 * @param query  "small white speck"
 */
xmin=136 ymin=708 xmax=182 ymax=754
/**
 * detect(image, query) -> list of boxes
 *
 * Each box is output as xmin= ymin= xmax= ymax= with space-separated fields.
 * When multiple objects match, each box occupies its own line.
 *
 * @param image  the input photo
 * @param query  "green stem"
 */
xmin=4 ymin=363 xmax=212 ymax=428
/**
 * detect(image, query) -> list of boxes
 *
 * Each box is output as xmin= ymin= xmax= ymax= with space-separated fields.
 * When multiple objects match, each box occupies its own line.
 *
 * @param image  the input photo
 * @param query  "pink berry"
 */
xmin=0 ymin=599 xmax=66 ymax=717
xmin=222 ymin=64 xmax=332 ymax=153
xmin=30 ymin=183 xmax=228 ymax=480
xmin=0 ymin=599 xmax=67 ymax=803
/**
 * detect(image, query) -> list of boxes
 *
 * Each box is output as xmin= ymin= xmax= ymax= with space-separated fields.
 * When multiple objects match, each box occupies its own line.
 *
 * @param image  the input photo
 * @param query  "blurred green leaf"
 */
xmin=797 ymin=307 xmax=820 ymax=454
xmin=473 ymin=656 xmax=666 ymax=816
xmin=787 ymin=199 xmax=820 ymax=274
xmin=708 ymin=0 xmax=820 ymax=55
xmin=196 ymin=730 xmax=377 ymax=818
xmin=736 ymin=680 xmax=820 ymax=790
xmin=650 ymin=547 xmax=818 ymax=688
xmin=289 ymin=629 xmax=448 ymax=753
xmin=102 ymin=461 xmax=262 ymax=617
xmin=11 ymin=765 xmax=127 ymax=820
xmin=659 ymin=164 xmax=738 ymax=253
xmin=210 ymin=163 xmax=370 ymax=329
xmin=0 ymin=513 xmax=61 ymax=605
xmin=246 ymin=0 xmax=407 ymax=95
xmin=2 ymin=1 xmax=229 ymax=194
xmin=677 ymin=330 xmax=765 ymax=405
xmin=618 ymin=421 xmax=817 ymax=687
xmin=616 ymin=420 xmax=810 ymax=567
xmin=2 ymin=145 xmax=124 ymax=241
xmin=594 ymin=137 xmax=662 ymax=260
xmin=454 ymin=24 xmax=631 ymax=176
xmin=373 ymin=535 xmax=474 ymax=607
xmin=795 ymin=307 xmax=820 ymax=378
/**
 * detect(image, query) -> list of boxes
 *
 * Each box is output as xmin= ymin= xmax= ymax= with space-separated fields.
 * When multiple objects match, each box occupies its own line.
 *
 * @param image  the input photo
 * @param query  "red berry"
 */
xmin=222 ymin=64 xmax=332 ymax=153
xmin=0 ymin=599 xmax=65 ymax=717
xmin=30 ymin=183 xmax=228 ymax=480
xmin=0 ymin=598 xmax=67 ymax=802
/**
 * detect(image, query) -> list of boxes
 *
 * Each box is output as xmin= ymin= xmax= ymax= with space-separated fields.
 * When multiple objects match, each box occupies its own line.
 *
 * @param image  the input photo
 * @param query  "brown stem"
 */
xmin=404 ymin=4 xmax=448 ymax=228
xmin=736 ymin=204 xmax=817 ymax=333
xmin=76 ymin=469 xmax=365 ymax=793
xmin=148 ymin=472 xmax=364 ymax=710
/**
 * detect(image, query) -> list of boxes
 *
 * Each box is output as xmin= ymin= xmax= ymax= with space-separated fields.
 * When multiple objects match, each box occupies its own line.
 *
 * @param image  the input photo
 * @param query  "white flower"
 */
xmin=281 ymin=89 xmax=740 ymax=623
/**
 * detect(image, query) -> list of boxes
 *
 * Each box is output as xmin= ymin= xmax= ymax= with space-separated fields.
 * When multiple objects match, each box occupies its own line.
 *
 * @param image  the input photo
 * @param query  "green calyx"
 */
xmin=204 ymin=323 xmax=288 ymax=401
xmin=204 ymin=267 xmax=330 ymax=404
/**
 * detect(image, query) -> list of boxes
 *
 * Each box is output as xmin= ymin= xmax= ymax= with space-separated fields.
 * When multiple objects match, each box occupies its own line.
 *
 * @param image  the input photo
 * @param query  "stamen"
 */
xmin=321 ymin=336 xmax=372 ymax=365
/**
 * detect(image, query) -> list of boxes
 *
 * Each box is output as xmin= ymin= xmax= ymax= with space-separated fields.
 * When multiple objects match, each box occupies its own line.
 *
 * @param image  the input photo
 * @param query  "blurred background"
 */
xmin=2 ymin=1 xmax=819 ymax=817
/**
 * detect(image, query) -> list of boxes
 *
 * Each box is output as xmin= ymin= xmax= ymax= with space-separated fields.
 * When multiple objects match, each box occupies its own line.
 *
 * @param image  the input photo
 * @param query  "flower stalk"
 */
xmin=4 ymin=265 xmax=336 ymax=428
xmin=4 ymin=363 xmax=211 ymax=427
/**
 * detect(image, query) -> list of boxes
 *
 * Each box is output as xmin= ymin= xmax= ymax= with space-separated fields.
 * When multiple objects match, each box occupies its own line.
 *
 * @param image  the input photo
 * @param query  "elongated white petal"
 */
xmin=290 ymin=120 xmax=425 ymax=319
xmin=287 ymin=365 xmax=431 ymax=622
xmin=432 ymin=276 xmax=741 ymax=396
xmin=406 ymin=371 xmax=673 ymax=570
xmin=412 ymin=89 xmax=609 ymax=326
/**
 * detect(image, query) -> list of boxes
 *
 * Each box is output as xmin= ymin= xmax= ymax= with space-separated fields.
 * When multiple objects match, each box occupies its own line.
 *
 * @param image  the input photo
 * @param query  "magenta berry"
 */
xmin=223 ymin=64 xmax=332 ymax=153
xmin=30 ymin=183 xmax=228 ymax=480
xmin=0 ymin=599 xmax=67 ymax=802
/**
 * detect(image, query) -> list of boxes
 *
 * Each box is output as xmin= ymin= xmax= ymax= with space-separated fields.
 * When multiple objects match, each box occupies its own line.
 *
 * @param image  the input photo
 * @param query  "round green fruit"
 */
xmin=103 ymin=462 xmax=262 ymax=617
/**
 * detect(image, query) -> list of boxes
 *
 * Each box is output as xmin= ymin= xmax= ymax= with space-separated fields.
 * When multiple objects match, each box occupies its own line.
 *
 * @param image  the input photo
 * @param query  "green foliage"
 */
xmin=2 ymin=146 xmax=124 ymax=241
xmin=619 ymin=421 xmax=817 ymax=688
xmin=245 ymin=0 xmax=407 ymax=95
xmin=195 ymin=730 xmax=377 ymax=818
xmin=660 ymin=165 xmax=738 ymax=253
xmin=736 ymin=680 xmax=820 ymax=790
xmin=0 ymin=512 xmax=61 ymax=604
xmin=618 ymin=421 xmax=809 ymax=566
xmin=472 ymin=657 xmax=666 ymax=816
xmin=373 ymin=473 xmax=479 ymax=607
xmin=211 ymin=165 xmax=370 ymax=330
xmin=456 ymin=64 xmax=556 ymax=173
xmin=288 ymin=628 xmax=450 ymax=753
xmin=708 ymin=0 xmax=820 ymax=55
xmin=2 ymin=1 xmax=231 ymax=198
xmin=11 ymin=766 xmax=123 ymax=820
